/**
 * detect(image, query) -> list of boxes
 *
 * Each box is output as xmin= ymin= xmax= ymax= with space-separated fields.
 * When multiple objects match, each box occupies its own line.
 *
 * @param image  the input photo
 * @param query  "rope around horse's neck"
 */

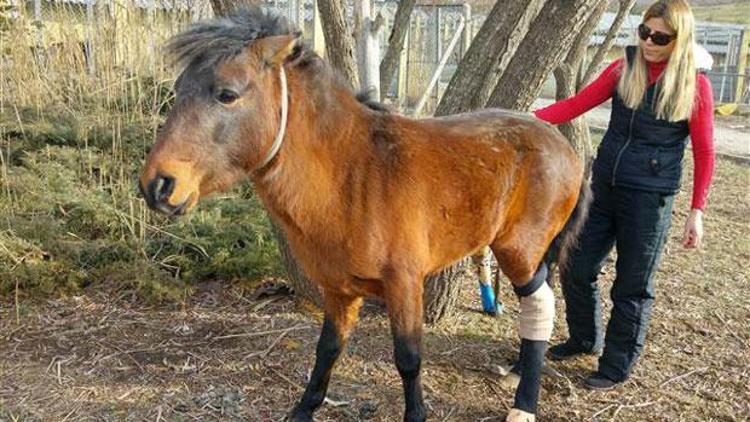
xmin=257 ymin=66 xmax=289 ymax=170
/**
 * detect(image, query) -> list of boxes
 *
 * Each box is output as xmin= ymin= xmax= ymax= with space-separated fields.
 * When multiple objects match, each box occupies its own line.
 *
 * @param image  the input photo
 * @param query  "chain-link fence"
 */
xmin=6 ymin=1 xmax=748 ymax=109
xmin=697 ymin=24 xmax=749 ymax=105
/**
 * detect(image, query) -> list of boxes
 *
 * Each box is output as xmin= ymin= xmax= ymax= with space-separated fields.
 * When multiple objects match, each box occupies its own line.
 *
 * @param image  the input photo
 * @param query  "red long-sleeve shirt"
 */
xmin=534 ymin=58 xmax=715 ymax=210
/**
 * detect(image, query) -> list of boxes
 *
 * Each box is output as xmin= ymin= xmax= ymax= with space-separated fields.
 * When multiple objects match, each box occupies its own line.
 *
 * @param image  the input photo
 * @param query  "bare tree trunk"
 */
xmin=555 ymin=0 xmax=636 ymax=161
xmin=486 ymin=0 xmax=606 ymax=112
xmin=209 ymin=0 xmax=261 ymax=17
xmin=582 ymin=0 xmax=637 ymax=86
xmin=379 ymin=0 xmax=416 ymax=101
xmin=355 ymin=0 xmax=384 ymax=97
xmin=434 ymin=0 xmax=543 ymax=116
xmin=553 ymin=0 xmax=608 ymax=159
xmin=423 ymin=258 xmax=471 ymax=325
xmin=271 ymin=223 xmax=324 ymax=308
xmin=317 ymin=0 xmax=360 ymax=89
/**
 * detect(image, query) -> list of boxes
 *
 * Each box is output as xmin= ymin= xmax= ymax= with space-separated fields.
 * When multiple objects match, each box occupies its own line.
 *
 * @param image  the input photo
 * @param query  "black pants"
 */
xmin=561 ymin=179 xmax=674 ymax=382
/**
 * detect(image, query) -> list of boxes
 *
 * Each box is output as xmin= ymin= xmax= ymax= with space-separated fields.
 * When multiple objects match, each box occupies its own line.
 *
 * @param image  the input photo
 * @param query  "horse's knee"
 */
xmin=394 ymin=335 xmax=422 ymax=378
xmin=514 ymin=264 xmax=555 ymax=341
xmin=315 ymin=318 xmax=343 ymax=359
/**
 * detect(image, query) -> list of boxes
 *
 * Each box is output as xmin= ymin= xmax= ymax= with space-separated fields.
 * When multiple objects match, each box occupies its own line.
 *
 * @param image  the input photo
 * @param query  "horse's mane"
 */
xmin=356 ymin=90 xmax=391 ymax=113
xmin=166 ymin=6 xmax=298 ymax=71
xmin=168 ymin=7 xmax=389 ymax=114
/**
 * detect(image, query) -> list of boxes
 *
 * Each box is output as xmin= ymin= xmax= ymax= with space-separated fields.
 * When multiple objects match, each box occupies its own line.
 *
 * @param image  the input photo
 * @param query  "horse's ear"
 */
xmin=257 ymin=33 xmax=300 ymax=67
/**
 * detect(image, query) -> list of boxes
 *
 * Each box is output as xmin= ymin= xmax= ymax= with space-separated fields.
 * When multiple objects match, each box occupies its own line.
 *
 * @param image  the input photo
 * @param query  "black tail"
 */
xmin=545 ymin=175 xmax=592 ymax=276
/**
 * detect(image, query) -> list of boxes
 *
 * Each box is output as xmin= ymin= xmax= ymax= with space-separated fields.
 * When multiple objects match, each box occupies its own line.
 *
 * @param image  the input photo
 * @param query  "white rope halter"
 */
xmin=257 ymin=66 xmax=289 ymax=170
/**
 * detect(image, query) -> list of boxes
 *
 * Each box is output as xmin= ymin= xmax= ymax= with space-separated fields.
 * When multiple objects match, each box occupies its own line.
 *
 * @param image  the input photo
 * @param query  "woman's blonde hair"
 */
xmin=617 ymin=0 xmax=697 ymax=121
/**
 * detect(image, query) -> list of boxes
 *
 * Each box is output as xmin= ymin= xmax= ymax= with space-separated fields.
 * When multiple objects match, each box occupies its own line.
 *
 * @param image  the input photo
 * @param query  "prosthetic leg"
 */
xmin=472 ymin=247 xmax=503 ymax=316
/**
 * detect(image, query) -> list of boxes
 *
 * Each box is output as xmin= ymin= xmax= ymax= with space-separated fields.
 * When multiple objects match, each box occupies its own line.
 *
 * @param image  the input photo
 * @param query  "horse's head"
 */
xmin=139 ymin=8 xmax=299 ymax=216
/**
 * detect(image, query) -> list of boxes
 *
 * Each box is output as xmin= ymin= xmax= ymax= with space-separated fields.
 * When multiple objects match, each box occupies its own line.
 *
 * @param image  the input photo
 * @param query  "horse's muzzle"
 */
xmin=139 ymin=175 xmax=189 ymax=216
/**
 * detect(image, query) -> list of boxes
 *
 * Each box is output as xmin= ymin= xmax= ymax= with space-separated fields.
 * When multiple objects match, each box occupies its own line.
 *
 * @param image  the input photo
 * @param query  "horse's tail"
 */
xmin=545 ymin=172 xmax=592 ymax=276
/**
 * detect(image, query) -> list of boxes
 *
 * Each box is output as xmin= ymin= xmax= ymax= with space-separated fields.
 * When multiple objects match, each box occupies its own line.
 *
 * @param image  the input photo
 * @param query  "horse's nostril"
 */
xmin=152 ymin=176 xmax=175 ymax=202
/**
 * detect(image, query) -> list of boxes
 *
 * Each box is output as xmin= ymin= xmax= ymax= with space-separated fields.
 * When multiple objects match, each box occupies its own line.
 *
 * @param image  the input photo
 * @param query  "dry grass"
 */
xmin=1 ymin=156 xmax=748 ymax=421
xmin=1 ymin=5 xmax=284 ymax=300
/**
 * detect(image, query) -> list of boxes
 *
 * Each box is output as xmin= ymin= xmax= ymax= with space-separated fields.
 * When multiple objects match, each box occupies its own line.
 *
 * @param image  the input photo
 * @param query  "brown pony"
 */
xmin=139 ymin=8 xmax=587 ymax=422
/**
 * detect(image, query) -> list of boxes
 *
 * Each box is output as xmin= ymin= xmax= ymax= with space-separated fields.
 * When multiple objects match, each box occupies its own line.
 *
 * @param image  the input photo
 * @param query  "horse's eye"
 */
xmin=216 ymin=89 xmax=239 ymax=104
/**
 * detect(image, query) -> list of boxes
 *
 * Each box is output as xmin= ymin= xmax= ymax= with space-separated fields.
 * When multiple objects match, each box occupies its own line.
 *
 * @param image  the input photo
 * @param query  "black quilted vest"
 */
xmin=592 ymin=46 xmax=690 ymax=193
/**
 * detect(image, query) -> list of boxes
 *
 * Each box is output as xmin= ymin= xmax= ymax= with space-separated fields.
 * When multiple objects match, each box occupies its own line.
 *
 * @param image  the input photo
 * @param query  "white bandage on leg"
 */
xmin=506 ymin=408 xmax=535 ymax=422
xmin=518 ymin=282 xmax=555 ymax=341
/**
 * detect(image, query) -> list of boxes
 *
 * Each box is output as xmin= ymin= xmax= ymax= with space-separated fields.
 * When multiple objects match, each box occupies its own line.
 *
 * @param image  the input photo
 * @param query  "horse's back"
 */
xmin=372 ymin=108 xmax=582 ymax=275
xmin=403 ymin=108 xmax=580 ymax=180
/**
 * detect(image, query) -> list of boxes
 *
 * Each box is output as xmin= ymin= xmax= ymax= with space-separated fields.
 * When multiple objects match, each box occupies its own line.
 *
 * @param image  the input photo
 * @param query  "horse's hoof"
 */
xmin=287 ymin=408 xmax=313 ymax=422
xmin=404 ymin=409 xmax=426 ymax=422
xmin=505 ymin=408 xmax=535 ymax=422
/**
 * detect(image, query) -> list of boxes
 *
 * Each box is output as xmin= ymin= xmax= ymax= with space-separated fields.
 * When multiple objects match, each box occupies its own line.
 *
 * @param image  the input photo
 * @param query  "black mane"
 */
xmin=166 ymin=7 xmax=294 ymax=71
xmin=356 ymin=90 xmax=391 ymax=113
xmin=169 ymin=6 xmax=389 ymax=113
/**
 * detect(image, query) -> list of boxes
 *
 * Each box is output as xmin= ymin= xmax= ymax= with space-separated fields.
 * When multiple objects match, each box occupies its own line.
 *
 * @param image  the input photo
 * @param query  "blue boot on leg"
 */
xmin=479 ymin=282 xmax=502 ymax=316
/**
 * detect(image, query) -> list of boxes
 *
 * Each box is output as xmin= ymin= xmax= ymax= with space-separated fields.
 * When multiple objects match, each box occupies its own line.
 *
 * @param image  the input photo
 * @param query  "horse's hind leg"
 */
xmin=289 ymin=291 xmax=363 ymax=421
xmin=383 ymin=269 xmax=426 ymax=422
xmin=492 ymin=234 xmax=557 ymax=422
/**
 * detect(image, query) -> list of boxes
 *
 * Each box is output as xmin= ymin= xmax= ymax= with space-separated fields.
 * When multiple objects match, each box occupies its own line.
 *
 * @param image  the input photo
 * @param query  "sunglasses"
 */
xmin=637 ymin=23 xmax=676 ymax=46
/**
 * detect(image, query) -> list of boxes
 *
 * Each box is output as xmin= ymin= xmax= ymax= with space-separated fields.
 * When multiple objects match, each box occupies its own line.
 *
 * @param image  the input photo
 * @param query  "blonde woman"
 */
xmin=534 ymin=0 xmax=714 ymax=390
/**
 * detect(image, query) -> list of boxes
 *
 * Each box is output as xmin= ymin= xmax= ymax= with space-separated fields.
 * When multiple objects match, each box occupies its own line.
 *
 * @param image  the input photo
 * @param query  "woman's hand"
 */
xmin=682 ymin=209 xmax=704 ymax=249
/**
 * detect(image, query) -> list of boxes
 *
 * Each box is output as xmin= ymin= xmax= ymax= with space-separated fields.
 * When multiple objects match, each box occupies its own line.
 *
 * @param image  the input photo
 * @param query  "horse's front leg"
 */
xmin=506 ymin=262 xmax=554 ymax=422
xmin=384 ymin=270 xmax=426 ymax=422
xmin=289 ymin=291 xmax=363 ymax=421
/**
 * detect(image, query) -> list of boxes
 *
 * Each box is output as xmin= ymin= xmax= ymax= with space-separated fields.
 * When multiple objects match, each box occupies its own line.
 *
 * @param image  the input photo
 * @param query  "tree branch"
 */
xmin=486 ymin=0 xmax=605 ymax=111
xmin=379 ymin=0 xmax=416 ymax=101
xmin=582 ymin=0 xmax=637 ymax=86
xmin=434 ymin=0 xmax=542 ymax=116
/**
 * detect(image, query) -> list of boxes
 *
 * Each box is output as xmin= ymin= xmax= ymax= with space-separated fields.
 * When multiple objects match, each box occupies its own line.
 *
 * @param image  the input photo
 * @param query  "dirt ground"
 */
xmin=1 ymin=157 xmax=748 ymax=421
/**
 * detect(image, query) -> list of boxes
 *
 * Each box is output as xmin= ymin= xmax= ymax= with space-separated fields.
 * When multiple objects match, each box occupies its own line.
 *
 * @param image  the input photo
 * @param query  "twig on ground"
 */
xmin=268 ymin=367 xmax=304 ymax=392
xmin=214 ymin=324 xmax=311 ymax=341
xmin=594 ymin=398 xmax=662 ymax=421
xmin=659 ymin=367 xmax=708 ymax=388
xmin=245 ymin=325 xmax=301 ymax=360
xmin=592 ymin=403 xmax=616 ymax=419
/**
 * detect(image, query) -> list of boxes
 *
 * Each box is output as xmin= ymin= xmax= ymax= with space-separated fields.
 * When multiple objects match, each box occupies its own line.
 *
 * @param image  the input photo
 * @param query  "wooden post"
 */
xmin=33 ymin=0 xmax=42 ymax=50
xmin=86 ymin=0 xmax=95 ymax=75
xmin=148 ymin=0 xmax=156 ymax=74
xmin=112 ymin=0 xmax=128 ymax=68
xmin=735 ymin=28 xmax=749 ymax=104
